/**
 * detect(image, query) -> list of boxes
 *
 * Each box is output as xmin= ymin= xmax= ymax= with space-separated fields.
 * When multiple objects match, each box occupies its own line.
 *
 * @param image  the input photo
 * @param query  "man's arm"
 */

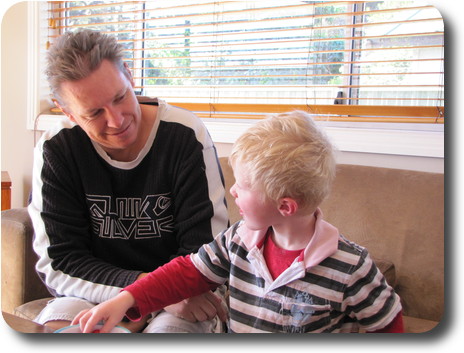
xmin=29 ymin=128 xmax=143 ymax=303
xmin=165 ymin=107 xmax=229 ymax=259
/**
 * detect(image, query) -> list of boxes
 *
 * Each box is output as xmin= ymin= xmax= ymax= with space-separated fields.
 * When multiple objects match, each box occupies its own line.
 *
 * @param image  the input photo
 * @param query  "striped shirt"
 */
xmin=190 ymin=209 xmax=402 ymax=333
xmin=126 ymin=209 xmax=402 ymax=333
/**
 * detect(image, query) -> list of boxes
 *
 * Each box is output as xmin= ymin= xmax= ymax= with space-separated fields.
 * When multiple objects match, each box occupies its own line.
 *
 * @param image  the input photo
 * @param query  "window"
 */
xmin=31 ymin=1 xmax=444 ymax=157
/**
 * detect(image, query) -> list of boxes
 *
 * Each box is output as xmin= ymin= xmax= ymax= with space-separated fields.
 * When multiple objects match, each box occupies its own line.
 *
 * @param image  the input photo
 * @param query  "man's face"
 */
xmin=57 ymin=60 xmax=143 ymax=161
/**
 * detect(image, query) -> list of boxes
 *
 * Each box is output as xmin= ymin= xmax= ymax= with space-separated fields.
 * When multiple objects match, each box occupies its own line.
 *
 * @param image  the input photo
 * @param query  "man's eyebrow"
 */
xmin=83 ymin=106 xmax=102 ymax=117
xmin=114 ymin=87 xmax=128 ymax=100
xmin=82 ymin=88 xmax=127 ymax=116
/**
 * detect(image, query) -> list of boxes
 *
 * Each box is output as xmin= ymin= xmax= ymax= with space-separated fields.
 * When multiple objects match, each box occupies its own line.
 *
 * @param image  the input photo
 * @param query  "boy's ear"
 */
xmin=278 ymin=198 xmax=298 ymax=216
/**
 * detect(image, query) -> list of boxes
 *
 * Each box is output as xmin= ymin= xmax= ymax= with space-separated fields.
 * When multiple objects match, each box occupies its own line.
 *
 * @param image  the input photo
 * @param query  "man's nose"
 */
xmin=105 ymin=106 xmax=124 ymax=128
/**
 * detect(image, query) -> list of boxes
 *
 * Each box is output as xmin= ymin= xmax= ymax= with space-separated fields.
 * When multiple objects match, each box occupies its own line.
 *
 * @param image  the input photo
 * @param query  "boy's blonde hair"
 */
xmin=229 ymin=111 xmax=336 ymax=212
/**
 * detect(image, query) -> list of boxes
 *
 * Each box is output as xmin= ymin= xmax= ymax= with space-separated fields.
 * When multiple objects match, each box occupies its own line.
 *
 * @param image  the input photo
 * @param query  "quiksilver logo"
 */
xmin=86 ymin=193 xmax=174 ymax=239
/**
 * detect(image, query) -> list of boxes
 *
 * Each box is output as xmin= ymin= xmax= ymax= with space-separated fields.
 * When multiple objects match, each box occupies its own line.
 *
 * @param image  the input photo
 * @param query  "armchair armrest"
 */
xmin=1 ymin=208 xmax=50 ymax=314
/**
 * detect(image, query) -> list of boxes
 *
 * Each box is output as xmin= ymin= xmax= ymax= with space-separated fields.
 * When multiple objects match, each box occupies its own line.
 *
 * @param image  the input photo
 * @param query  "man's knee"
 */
xmin=34 ymin=297 xmax=95 ymax=326
xmin=143 ymin=310 xmax=218 ymax=333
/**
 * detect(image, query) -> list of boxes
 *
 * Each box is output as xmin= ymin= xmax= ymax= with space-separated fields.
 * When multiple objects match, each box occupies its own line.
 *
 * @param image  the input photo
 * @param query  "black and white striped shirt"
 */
xmin=191 ymin=209 xmax=402 ymax=333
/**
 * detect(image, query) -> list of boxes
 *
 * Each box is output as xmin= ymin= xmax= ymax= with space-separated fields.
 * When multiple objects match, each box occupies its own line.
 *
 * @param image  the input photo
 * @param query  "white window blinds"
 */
xmin=46 ymin=0 xmax=444 ymax=123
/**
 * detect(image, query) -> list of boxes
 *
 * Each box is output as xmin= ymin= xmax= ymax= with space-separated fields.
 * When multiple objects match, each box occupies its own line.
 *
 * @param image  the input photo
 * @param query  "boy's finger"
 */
xmin=82 ymin=313 xmax=102 ymax=333
xmin=99 ymin=316 xmax=121 ymax=333
xmin=71 ymin=309 xmax=88 ymax=325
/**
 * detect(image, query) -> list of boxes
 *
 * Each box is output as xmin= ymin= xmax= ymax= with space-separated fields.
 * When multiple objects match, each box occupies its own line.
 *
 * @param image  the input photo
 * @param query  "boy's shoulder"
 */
xmin=320 ymin=234 xmax=371 ymax=275
xmin=337 ymin=234 xmax=366 ymax=256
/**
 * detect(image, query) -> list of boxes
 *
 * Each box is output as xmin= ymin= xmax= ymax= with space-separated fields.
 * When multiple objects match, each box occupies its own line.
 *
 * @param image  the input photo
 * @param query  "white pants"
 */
xmin=34 ymin=295 xmax=222 ymax=333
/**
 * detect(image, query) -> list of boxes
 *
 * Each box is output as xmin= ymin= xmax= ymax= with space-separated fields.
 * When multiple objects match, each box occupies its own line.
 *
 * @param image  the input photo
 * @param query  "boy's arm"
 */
xmin=366 ymin=311 xmax=404 ymax=333
xmin=73 ymin=255 xmax=221 ymax=333
xmin=124 ymin=255 xmax=220 ymax=320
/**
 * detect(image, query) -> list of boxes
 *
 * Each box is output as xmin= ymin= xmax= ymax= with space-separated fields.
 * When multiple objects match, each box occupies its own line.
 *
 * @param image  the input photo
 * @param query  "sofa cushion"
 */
xmin=403 ymin=316 xmax=439 ymax=333
xmin=320 ymin=164 xmax=444 ymax=322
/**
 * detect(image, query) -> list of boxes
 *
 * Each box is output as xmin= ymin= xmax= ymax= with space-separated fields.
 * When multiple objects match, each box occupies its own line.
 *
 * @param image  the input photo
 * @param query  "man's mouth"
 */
xmin=111 ymin=123 xmax=131 ymax=136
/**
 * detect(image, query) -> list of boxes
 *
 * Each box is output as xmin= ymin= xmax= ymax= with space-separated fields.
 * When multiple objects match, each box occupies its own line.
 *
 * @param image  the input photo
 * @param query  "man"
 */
xmin=28 ymin=29 xmax=229 ymax=333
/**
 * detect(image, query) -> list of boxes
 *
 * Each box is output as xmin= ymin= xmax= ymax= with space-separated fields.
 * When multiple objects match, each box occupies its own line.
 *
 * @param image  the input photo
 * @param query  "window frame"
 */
xmin=27 ymin=1 xmax=444 ymax=159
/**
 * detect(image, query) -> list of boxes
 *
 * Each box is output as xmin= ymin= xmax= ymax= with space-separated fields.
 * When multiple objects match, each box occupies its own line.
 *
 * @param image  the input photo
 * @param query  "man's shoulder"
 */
xmin=39 ymin=118 xmax=83 ymax=148
xmin=158 ymin=100 xmax=202 ymax=124
xmin=39 ymin=118 xmax=82 ymax=142
xmin=156 ymin=99 xmax=213 ymax=146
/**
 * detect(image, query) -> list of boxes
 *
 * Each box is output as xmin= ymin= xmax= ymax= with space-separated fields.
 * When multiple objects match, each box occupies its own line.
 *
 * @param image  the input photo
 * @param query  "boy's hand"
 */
xmin=71 ymin=291 xmax=136 ymax=333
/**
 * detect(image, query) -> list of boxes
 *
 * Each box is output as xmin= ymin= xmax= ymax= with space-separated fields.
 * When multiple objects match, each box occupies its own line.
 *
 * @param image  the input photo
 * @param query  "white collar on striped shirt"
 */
xmin=238 ymin=208 xmax=339 ymax=270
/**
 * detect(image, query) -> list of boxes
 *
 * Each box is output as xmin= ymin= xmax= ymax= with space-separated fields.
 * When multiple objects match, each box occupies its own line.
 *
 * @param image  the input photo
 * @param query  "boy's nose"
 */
xmin=230 ymin=184 xmax=237 ymax=198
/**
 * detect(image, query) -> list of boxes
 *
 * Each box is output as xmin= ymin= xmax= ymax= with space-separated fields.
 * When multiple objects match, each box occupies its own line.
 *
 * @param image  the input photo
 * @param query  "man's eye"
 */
xmin=114 ymin=93 xmax=125 ymax=104
xmin=88 ymin=109 xmax=103 ymax=119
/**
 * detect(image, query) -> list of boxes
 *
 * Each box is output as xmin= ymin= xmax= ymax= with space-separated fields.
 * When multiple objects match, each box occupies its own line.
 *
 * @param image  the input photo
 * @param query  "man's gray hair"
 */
xmin=46 ymin=29 xmax=126 ymax=104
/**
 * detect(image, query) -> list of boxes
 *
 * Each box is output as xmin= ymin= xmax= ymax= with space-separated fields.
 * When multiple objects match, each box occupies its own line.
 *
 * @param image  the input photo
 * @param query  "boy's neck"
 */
xmin=270 ymin=211 xmax=317 ymax=251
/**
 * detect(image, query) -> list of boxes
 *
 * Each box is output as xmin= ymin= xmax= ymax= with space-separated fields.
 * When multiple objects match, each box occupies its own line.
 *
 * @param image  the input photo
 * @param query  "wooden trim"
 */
xmin=162 ymin=103 xmax=444 ymax=124
xmin=171 ymin=103 xmax=444 ymax=117
xmin=1 ymin=171 xmax=12 ymax=211
xmin=194 ymin=113 xmax=443 ymax=124
xmin=307 ymin=105 xmax=444 ymax=118
xmin=50 ymin=100 xmax=444 ymax=123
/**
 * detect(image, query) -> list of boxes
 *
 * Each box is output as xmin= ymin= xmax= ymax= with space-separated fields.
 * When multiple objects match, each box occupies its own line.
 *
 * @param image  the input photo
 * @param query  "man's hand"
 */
xmin=164 ymin=290 xmax=228 ymax=323
xmin=71 ymin=291 xmax=136 ymax=333
xmin=136 ymin=272 xmax=148 ymax=280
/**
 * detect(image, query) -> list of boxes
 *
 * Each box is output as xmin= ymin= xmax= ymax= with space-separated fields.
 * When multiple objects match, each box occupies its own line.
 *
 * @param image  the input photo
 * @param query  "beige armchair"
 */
xmin=1 ymin=207 xmax=52 ymax=319
xmin=2 ymin=158 xmax=444 ymax=333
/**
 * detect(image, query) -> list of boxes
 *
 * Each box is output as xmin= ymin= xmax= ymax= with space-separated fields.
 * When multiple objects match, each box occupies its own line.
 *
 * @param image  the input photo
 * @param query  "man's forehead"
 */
xmin=60 ymin=78 xmax=128 ymax=114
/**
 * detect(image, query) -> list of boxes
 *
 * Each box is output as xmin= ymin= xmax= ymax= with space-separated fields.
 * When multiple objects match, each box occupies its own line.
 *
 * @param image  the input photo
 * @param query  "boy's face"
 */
xmin=230 ymin=161 xmax=280 ymax=230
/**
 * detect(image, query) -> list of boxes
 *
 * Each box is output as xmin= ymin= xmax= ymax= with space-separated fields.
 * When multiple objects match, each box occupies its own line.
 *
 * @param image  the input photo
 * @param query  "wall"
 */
xmin=1 ymin=1 xmax=36 ymax=208
xmin=215 ymin=143 xmax=444 ymax=173
xmin=0 ymin=2 xmax=444 ymax=209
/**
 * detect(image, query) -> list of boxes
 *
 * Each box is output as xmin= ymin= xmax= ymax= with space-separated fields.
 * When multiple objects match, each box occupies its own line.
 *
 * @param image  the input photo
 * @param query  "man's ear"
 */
xmin=278 ymin=198 xmax=298 ymax=217
xmin=54 ymin=99 xmax=75 ymax=123
xmin=123 ymin=62 xmax=135 ymax=88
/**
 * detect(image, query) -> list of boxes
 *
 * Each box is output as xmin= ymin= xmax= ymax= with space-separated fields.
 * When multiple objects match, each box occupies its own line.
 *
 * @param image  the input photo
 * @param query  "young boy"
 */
xmin=73 ymin=111 xmax=403 ymax=333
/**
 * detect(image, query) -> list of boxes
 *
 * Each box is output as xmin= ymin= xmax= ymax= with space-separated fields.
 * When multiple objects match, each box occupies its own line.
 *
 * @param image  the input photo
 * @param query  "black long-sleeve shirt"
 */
xmin=29 ymin=98 xmax=229 ymax=303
